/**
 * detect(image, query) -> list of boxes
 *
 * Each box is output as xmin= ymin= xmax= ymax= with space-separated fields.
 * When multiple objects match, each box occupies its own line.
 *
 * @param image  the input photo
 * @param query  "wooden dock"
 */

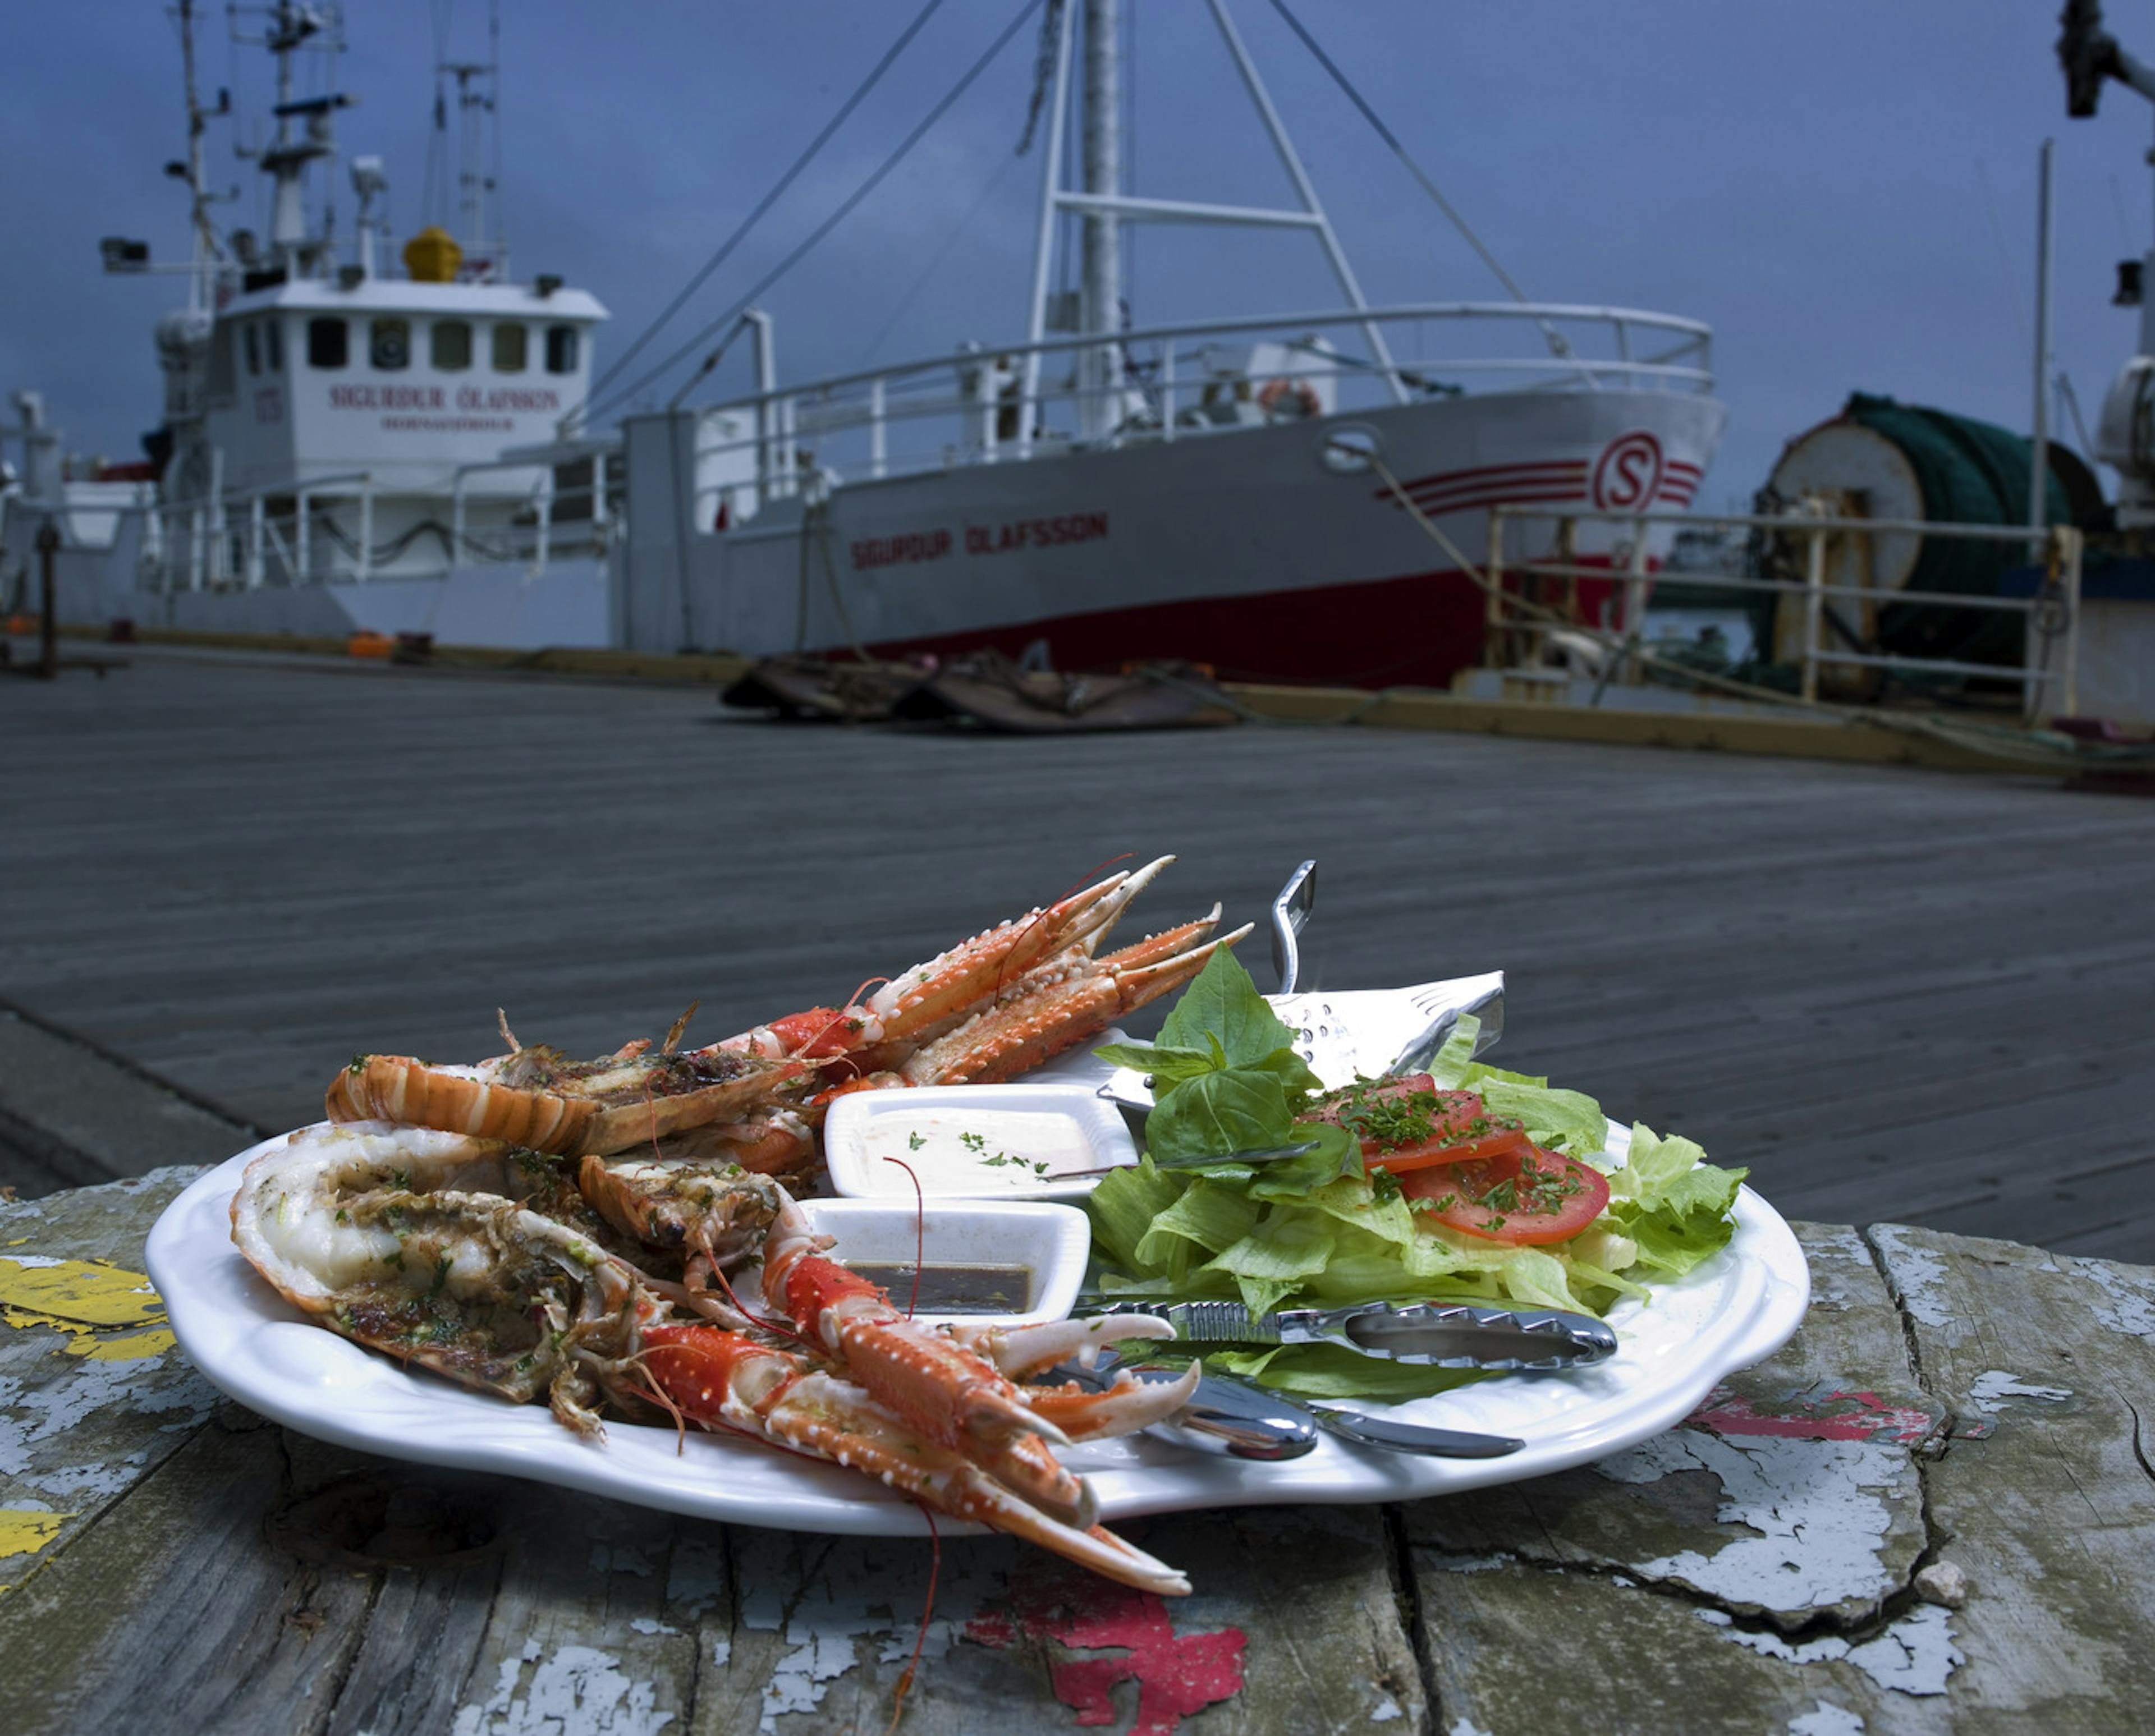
xmin=3 ymin=645 xmax=2152 ymax=1261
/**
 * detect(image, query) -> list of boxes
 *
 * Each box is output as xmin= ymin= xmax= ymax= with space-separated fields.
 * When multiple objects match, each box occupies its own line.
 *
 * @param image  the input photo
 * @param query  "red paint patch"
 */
xmin=1688 ymin=1384 xmax=1941 ymax=1445
xmin=965 ymin=1567 xmax=1247 ymax=1734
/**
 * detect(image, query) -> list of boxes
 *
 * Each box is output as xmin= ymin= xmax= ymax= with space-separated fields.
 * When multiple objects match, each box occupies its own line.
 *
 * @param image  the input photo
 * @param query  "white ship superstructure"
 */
xmin=5 ymin=1 xmax=609 ymax=643
xmin=16 ymin=1 xmax=1722 ymax=683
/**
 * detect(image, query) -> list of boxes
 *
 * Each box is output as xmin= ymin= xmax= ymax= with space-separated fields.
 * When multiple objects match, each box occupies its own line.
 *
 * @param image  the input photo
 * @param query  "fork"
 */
xmin=1388 ymin=977 xmax=1507 ymax=1074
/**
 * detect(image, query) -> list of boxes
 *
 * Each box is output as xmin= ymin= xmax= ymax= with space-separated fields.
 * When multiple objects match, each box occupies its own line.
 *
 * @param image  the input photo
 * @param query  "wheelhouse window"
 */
xmin=544 ymin=324 xmax=579 ymax=374
xmin=243 ymin=323 xmax=261 ymax=376
xmin=491 ymin=320 xmax=528 ymax=374
xmin=370 ymin=317 xmax=411 ymax=371
xmin=431 ymin=319 xmax=472 ymax=371
xmin=308 ymin=316 xmax=349 ymax=370
xmin=264 ymin=319 xmax=284 ymax=371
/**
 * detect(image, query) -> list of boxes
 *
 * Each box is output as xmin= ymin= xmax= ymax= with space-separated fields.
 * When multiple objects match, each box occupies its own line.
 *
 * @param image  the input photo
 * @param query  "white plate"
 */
xmin=145 ymin=1128 xmax=1809 ymax=1536
xmin=823 ymin=1082 xmax=1138 ymax=1201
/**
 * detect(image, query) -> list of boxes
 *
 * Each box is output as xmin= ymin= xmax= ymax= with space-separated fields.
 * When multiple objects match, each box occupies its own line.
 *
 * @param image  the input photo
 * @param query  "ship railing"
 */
xmin=685 ymin=301 xmax=1712 ymax=526
xmin=1483 ymin=502 xmax=2085 ymax=723
xmin=138 ymin=471 xmax=378 ymax=593
xmin=451 ymin=442 xmax=617 ymax=575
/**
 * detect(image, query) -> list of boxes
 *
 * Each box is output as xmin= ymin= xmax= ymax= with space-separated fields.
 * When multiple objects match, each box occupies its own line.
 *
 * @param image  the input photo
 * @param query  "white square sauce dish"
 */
xmin=822 ymin=1082 xmax=1138 ymax=1202
xmin=784 ymin=1197 xmax=1090 ymax=1327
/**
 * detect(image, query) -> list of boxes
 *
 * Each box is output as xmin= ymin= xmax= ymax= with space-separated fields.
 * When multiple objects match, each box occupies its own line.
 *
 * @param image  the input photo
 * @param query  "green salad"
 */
xmin=1088 ymin=951 xmax=1748 ymax=1398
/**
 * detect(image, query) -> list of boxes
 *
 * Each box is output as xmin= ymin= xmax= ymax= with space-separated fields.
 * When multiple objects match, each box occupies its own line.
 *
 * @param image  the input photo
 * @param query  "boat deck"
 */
xmin=4 ymin=644 xmax=2151 ymax=1262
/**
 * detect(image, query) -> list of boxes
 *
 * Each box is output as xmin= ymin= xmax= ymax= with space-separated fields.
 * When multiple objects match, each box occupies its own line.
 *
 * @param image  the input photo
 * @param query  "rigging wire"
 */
xmin=585 ymin=0 xmax=1043 ymax=425
xmin=585 ymin=0 xmax=951 ymax=407
xmin=856 ymin=148 xmax=1024 ymax=366
xmin=1015 ymin=0 xmax=1066 ymax=154
xmin=1263 ymin=0 xmax=1574 ymax=361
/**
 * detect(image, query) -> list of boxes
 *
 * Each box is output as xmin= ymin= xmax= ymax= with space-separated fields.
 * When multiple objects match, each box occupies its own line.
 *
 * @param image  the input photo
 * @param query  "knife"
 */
xmin=1051 ymin=1349 xmax=1525 ymax=1459
xmin=1078 ymin=1299 xmax=1618 ymax=1370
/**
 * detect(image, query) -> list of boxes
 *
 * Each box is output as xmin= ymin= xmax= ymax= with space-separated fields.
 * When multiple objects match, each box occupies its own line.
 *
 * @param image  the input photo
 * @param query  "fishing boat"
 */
xmin=2 ymin=1 xmax=612 ymax=647
xmin=609 ymin=0 xmax=1725 ymax=686
xmin=15 ymin=1 xmax=1724 ymax=687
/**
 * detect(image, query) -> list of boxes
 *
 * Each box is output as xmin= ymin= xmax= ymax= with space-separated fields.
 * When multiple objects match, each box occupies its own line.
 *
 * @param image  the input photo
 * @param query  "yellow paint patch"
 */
xmin=0 ymin=1257 xmax=170 ymax=1359
xmin=0 ymin=1509 xmax=75 ymax=1560
xmin=69 ymin=1328 xmax=178 ymax=1362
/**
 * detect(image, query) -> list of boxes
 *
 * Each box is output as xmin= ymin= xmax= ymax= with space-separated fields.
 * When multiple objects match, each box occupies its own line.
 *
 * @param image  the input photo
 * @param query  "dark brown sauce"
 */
xmin=845 ymin=1261 xmax=1034 ymax=1314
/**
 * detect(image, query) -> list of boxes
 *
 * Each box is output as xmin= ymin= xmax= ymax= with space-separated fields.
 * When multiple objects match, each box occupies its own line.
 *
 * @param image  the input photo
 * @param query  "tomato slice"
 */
xmin=1398 ymin=1142 xmax=1612 ymax=1246
xmin=1301 ymin=1075 xmax=1530 ymax=1172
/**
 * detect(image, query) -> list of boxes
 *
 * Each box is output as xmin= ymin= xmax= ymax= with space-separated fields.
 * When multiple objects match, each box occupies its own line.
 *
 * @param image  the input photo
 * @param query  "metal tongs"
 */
xmin=1081 ymin=1299 xmax=1619 ymax=1370
xmin=1051 ymin=1348 xmax=1529 ymax=1461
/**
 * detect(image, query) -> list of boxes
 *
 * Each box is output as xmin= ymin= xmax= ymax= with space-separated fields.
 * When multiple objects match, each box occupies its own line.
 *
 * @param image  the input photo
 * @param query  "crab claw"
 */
xmin=953 ymin=1313 xmax=1177 ymax=1381
xmin=760 ymin=1189 xmax=1097 ymax=1528
xmin=1023 ymin=1361 xmax=1206 ymax=1443
xmin=826 ymin=856 xmax=1177 ymax=1056
xmin=901 ymin=918 xmax=1255 ymax=1087
xmin=642 ymin=1325 xmax=1188 ymax=1596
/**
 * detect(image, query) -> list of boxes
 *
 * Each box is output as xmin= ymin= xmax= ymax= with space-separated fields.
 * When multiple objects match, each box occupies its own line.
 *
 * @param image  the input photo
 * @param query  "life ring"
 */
xmin=1257 ymin=376 xmax=1322 ymax=421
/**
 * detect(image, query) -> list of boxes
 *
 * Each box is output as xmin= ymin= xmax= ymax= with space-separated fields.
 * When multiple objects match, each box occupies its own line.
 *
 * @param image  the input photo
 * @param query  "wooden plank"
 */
xmin=1866 ymin=1224 xmax=2155 ymax=1730
xmin=0 ymin=1168 xmax=219 ymax=1597
xmin=1399 ymin=1221 xmax=1957 ymax=1734
xmin=6 ymin=653 xmax=2155 ymax=1256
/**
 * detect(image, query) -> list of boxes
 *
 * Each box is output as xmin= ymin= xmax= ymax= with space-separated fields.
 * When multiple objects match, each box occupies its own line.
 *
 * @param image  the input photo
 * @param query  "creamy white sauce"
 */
xmin=854 ymin=1107 xmax=1099 ymax=1195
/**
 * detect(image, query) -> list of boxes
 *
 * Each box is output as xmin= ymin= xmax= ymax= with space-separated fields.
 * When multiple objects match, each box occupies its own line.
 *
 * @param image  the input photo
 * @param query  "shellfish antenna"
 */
xmin=661 ymin=1001 xmax=701 ymax=1055
xmin=497 ymin=1007 xmax=523 ymax=1053
xmin=886 ymin=1504 xmax=941 ymax=1736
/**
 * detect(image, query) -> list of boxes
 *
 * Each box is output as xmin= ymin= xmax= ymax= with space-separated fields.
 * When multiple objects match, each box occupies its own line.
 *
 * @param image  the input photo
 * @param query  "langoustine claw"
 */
xmin=640 ymin=1324 xmax=1191 ymax=1597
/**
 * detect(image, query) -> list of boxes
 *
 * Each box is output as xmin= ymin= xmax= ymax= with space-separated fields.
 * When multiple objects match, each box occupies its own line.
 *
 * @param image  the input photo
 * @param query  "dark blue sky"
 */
xmin=7 ymin=1 xmax=2151 ymax=502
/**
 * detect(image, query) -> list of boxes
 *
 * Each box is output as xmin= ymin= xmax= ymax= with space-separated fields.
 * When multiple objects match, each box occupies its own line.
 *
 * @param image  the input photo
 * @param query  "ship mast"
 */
xmin=175 ymin=0 xmax=222 ymax=314
xmin=251 ymin=1 xmax=350 ymax=277
xmin=1078 ymin=0 xmax=1123 ymax=440
xmin=1021 ymin=0 xmax=1406 ymax=452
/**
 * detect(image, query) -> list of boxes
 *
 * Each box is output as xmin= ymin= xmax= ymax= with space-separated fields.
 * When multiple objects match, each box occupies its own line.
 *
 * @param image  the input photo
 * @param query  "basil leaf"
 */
xmin=1158 ymin=949 xmax=1300 ymax=1070
xmin=1144 ymin=1066 xmax=1295 ymax=1164
xmin=1249 ymin=1044 xmax=1323 ymax=1098
xmin=1247 ymin=1120 xmax=1363 ymax=1201
xmin=1092 ymin=1041 xmax=1220 ymax=1087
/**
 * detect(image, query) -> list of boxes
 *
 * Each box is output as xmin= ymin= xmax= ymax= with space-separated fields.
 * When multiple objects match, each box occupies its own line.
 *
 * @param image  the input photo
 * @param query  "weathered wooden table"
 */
xmin=3 ymin=1171 xmax=2148 ymax=1734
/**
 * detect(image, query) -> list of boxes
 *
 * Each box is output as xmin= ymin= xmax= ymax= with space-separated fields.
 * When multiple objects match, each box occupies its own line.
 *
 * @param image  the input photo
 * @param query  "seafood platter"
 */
xmin=148 ymin=858 xmax=1809 ymax=1599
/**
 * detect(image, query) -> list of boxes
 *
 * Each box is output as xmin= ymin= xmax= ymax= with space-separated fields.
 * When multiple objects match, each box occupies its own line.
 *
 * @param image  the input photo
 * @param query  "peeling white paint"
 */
xmin=709 ymin=1638 xmax=731 ymax=1670
xmin=665 ymin=1535 xmax=726 ymax=1619
xmin=629 ymin=1618 xmax=678 ymax=1637
xmin=24 ymin=1459 xmax=139 ymax=1500
xmin=1597 ymin=1430 xmax=1908 ymax=1609
xmin=588 ymin=1537 xmax=657 ymax=1578
xmin=1845 ymin=1605 xmax=1962 ymax=1696
xmin=1423 ymin=1550 xmax=1506 ymax=1574
xmin=450 ymin=1643 xmax=675 ymax=1736
xmin=1967 ymin=1371 xmax=2073 ymax=1415
xmin=1 ymin=1254 xmax=65 ymax=1269
xmin=1867 ymin=1226 xmax=1954 ymax=1329
xmin=1700 ymin=1605 xmax=1961 ymax=1697
xmin=0 ymin=1354 xmax=214 ymax=1478
xmin=761 ymin=1633 xmax=859 ymax=1726
xmin=1369 ymin=1690 xmax=1404 ymax=1721
xmin=1448 ymin=1718 xmax=1494 ymax=1736
xmin=735 ymin=1540 xmax=991 ymax=1735
xmin=1787 ymin=1701 xmax=1865 ymax=1735
xmin=2071 ymin=1261 xmax=2155 ymax=1338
